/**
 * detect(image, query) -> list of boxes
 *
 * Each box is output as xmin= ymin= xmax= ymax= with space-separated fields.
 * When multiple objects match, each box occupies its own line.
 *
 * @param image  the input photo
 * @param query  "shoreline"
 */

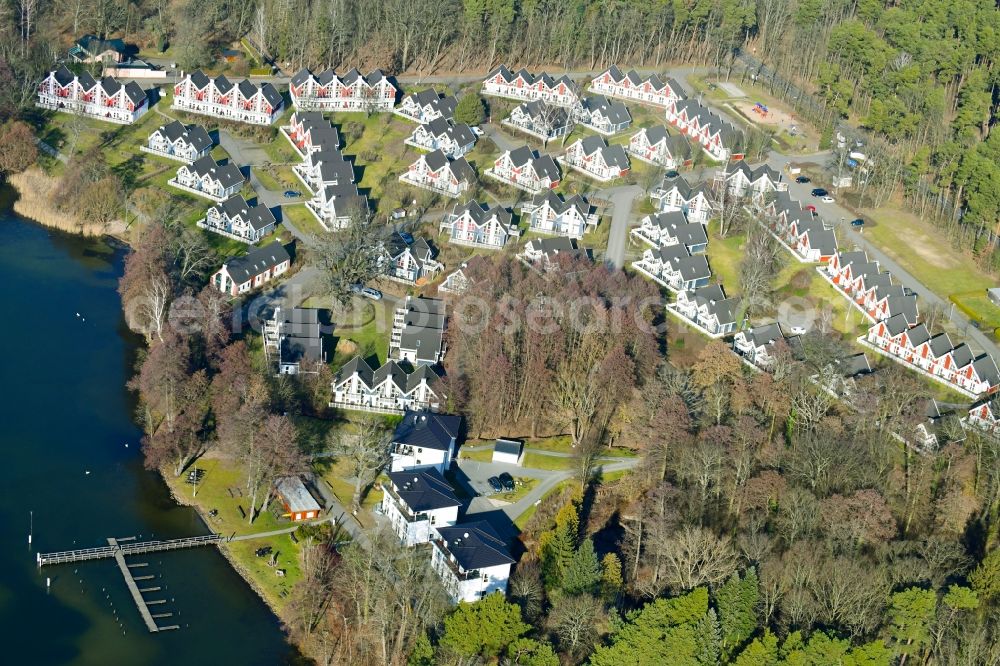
xmin=163 ymin=470 xmax=292 ymax=625
xmin=6 ymin=168 xmax=129 ymax=239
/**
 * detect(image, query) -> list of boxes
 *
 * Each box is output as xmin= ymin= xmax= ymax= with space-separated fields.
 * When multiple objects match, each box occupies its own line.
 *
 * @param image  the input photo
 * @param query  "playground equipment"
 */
xmin=753 ymin=102 xmax=769 ymax=117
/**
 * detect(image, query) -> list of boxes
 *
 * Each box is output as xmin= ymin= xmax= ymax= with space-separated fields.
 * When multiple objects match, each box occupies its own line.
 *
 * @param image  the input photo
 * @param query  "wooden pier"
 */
xmin=36 ymin=533 xmax=223 ymax=567
xmin=37 ymin=533 xmax=225 ymax=633
xmin=108 ymin=538 xmax=161 ymax=633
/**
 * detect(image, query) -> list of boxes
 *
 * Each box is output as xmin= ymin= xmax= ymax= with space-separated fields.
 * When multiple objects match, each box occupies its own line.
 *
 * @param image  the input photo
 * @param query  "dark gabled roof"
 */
xmin=261 ymin=82 xmax=282 ymax=108
xmin=747 ymin=323 xmax=784 ymax=348
xmin=486 ymin=64 xmax=514 ymax=83
xmin=290 ymin=68 xmax=314 ymax=87
xmin=837 ymin=353 xmax=872 ymax=378
xmin=213 ymin=74 xmax=233 ymax=95
xmin=422 ymin=116 xmax=453 ymax=138
xmin=531 ymin=190 xmax=589 ymax=218
xmin=675 ymin=255 xmax=711 ymax=281
xmin=388 ymin=467 xmax=461 ymax=512
xmin=221 ymin=241 xmax=289 ymax=284
xmin=601 ymin=143 xmax=630 ymax=169
xmin=123 ymin=80 xmax=146 ymax=105
xmin=973 ymin=355 xmax=1000 ymax=387
xmin=834 ymin=250 xmax=869 ymax=271
xmin=436 ymin=520 xmax=515 ymax=569
xmin=903 ymin=323 xmax=931 ymax=348
xmin=950 ymin=344 xmax=974 ymax=369
xmin=53 ymin=66 xmax=75 ymax=87
xmin=583 ymin=95 xmax=631 ymax=125
xmin=430 ymin=95 xmax=458 ymax=118
xmin=688 ymin=284 xmax=738 ymax=326
xmin=189 ymin=155 xmax=245 ymax=189
xmin=879 ymin=313 xmax=910 ymax=338
xmin=423 ymin=149 xmax=448 ymax=172
xmin=213 ymin=195 xmax=276 ymax=232
xmin=603 ymin=64 xmax=624 ymax=82
xmin=641 ymin=125 xmax=670 ymax=145
xmin=392 ymin=411 xmax=461 ymax=451
xmin=625 ymin=69 xmax=644 ymax=86
xmin=508 ymin=145 xmax=535 ymax=168
xmin=454 ymin=200 xmax=512 ymax=227
xmin=238 ymin=79 xmax=257 ymax=99
xmin=158 ymin=120 xmax=187 ymax=142
xmin=281 ymin=335 xmax=323 ymax=364
xmin=189 ymin=70 xmax=210 ymax=90
xmin=647 ymin=210 xmax=688 ymax=230
xmin=406 ymin=89 xmax=439 ymax=106
xmin=340 ymin=68 xmax=363 ymax=85
xmin=100 ymin=76 xmax=122 ymax=97
xmin=527 ymin=236 xmax=576 ymax=255
xmin=665 ymin=77 xmax=685 ymax=97
xmin=928 ymin=333 xmax=954 ymax=358
xmin=399 ymin=325 xmax=444 ymax=362
xmin=449 ymin=155 xmax=476 ymax=182
xmin=335 ymin=355 xmax=374 ymax=386
xmin=578 ymin=135 xmax=608 ymax=156
xmin=532 ymin=154 xmax=561 ymax=181
xmin=447 ymin=122 xmax=477 ymax=147
xmin=885 ymin=294 xmax=919 ymax=325
xmin=76 ymin=34 xmax=126 ymax=55
xmin=308 ymin=126 xmax=341 ymax=150
xmin=77 ymin=70 xmax=98 ymax=91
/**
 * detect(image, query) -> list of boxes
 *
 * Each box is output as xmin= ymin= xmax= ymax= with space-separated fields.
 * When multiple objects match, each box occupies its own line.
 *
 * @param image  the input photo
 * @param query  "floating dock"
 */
xmin=36 ymin=534 xmax=222 ymax=567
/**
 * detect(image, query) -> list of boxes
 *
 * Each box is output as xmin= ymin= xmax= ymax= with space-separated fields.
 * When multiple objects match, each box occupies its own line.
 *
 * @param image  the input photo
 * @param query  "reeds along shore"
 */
xmin=6 ymin=168 xmax=125 ymax=237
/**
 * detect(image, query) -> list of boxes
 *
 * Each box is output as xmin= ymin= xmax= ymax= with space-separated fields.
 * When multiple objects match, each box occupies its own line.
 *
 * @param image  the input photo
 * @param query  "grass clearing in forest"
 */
xmin=860 ymin=206 xmax=994 ymax=300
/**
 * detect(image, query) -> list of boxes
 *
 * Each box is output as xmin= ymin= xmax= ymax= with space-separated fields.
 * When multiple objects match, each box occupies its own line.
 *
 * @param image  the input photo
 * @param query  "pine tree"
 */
xmin=562 ymin=538 xmax=601 ymax=595
xmin=733 ymin=629 xmax=779 ymax=666
xmin=716 ymin=568 xmax=760 ymax=656
xmin=407 ymin=633 xmax=434 ymax=666
xmin=693 ymin=608 xmax=722 ymax=666
xmin=539 ymin=500 xmax=580 ymax=589
xmin=600 ymin=552 xmax=624 ymax=601
xmin=887 ymin=587 xmax=936 ymax=665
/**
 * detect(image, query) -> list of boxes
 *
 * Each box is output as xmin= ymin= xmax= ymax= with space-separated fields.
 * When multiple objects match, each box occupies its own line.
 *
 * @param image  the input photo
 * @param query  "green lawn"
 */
xmin=321 ymin=298 xmax=392 ymax=366
xmin=861 ymin=206 xmax=995 ymax=299
xmin=707 ymin=224 xmax=744 ymax=292
xmin=493 ymin=477 xmax=538 ymax=503
xmin=458 ymin=447 xmax=494 ymax=463
xmin=514 ymin=479 xmax=572 ymax=530
xmin=224 ymin=534 xmax=302 ymax=613
xmin=951 ymin=292 xmax=1000 ymax=331
xmin=281 ymin=203 xmax=328 ymax=238
xmin=521 ymin=452 xmax=574 ymax=471
xmin=333 ymin=112 xmax=415 ymax=210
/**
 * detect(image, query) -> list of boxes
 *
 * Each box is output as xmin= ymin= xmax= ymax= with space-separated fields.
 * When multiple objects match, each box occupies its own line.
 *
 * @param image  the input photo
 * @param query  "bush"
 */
xmin=455 ymin=94 xmax=486 ymax=126
xmin=344 ymin=121 xmax=365 ymax=143
xmin=790 ymin=268 xmax=813 ymax=290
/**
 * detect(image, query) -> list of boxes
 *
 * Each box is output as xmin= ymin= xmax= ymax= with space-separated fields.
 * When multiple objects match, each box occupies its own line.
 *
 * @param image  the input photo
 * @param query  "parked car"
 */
xmin=789 ymin=325 xmax=807 ymax=335
xmin=821 ymin=196 xmax=835 ymax=203
xmin=664 ymin=170 xmax=680 ymax=179
xmin=810 ymin=188 xmax=828 ymax=197
xmin=361 ymin=287 xmax=382 ymax=301
xmin=349 ymin=283 xmax=363 ymax=294
xmin=850 ymin=218 xmax=865 ymax=227
xmin=390 ymin=208 xmax=406 ymax=220
xmin=795 ymin=176 xmax=810 ymax=184
xmin=498 ymin=472 xmax=515 ymax=492
xmin=487 ymin=476 xmax=503 ymax=493
xmin=399 ymin=231 xmax=414 ymax=244
xmin=471 ymin=126 xmax=485 ymax=137
xmin=283 ymin=190 xmax=301 ymax=198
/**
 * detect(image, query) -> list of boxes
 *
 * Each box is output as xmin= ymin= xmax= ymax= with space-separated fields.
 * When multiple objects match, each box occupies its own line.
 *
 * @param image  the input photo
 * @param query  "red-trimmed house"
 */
xmin=173 ymin=70 xmax=283 ymax=125
xmin=589 ymin=66 xmax=684 ymax=107
xmin=481 ymin=65 xmax=579 ymax=107
xmin=211 ymin=242 xmax=290 ymax=296
xmin=628 ymin=126 xmax=692 ymax=169
xmin=37 ymin=66 xmax=148 ymax=124
xmin=399 ymin=150 xmax=476 ymax=199
xmin=405 ymin=118 xmax=477 ymax=159
xmin=485 ymin=146 xmax=561 ymax=194
xmin=439 ymin=201 xmax=517 ymax=249
xmin=520 ymin=191 xmax=598 ymax=239
xmin=558 ymin=136 xmax=630 ymax=182
xmin=282 ymin=111 xmax=340 ymax=157
xmin=289 ymin=67 xmax=396 ymax=111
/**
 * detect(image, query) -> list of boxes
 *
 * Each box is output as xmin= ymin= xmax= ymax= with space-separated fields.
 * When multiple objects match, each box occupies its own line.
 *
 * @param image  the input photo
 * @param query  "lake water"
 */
xmin=0 ymin=191 xmax=298 ymax=665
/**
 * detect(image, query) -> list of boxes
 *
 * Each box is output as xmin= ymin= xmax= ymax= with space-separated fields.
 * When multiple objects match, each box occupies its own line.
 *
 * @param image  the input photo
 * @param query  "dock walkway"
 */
xmin=108 ymin=538 xmax=161 ymax=633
